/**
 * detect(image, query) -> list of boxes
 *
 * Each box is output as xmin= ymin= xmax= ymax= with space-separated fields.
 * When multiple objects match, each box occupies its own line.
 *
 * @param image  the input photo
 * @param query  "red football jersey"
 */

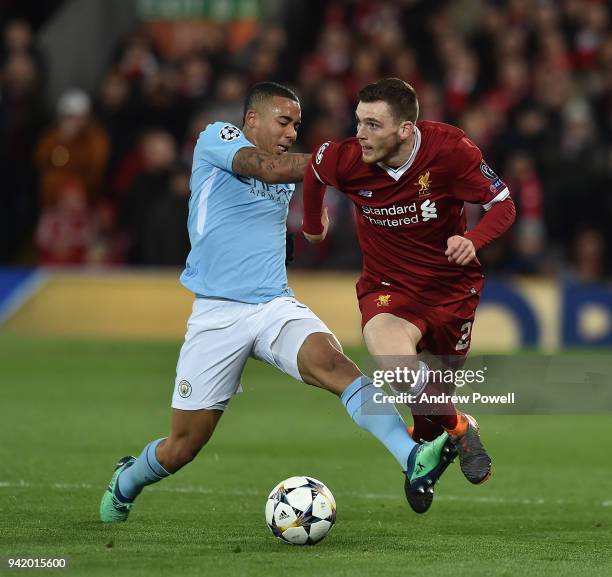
xmin=309 ymin=120 xmax=510 ymax=305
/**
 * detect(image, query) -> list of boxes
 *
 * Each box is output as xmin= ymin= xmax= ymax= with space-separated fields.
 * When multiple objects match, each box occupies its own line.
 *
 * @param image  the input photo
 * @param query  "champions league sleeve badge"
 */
xmin=219 ymin=125 xmax=242 ymax=142
xmin=480 ymin=160 xmax=498 ymax=180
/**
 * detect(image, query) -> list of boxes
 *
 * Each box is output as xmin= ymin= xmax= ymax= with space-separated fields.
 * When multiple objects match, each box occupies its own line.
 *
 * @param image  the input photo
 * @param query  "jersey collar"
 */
xmin=376 ymin=125 xmax=422 ymax=182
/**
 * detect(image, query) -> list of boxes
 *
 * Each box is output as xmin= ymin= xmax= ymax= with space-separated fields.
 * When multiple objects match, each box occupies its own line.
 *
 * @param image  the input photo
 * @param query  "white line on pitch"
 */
xmin=0 ymin=480 xmax=610 ymax=508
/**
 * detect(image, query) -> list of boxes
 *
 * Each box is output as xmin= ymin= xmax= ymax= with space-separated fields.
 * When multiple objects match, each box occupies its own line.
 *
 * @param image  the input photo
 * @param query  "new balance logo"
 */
xmin=278 ymin=510 xmax=290 ymax=520
xmin=358 ymin=190 xmax=373 ymax=197
xmin=420 ymin=199 xmax=437 ymax=221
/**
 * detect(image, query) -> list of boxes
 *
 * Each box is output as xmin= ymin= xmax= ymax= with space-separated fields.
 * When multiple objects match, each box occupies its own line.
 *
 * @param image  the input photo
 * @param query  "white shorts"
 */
xmin=172 ymin=296 xmax=333 ymax=411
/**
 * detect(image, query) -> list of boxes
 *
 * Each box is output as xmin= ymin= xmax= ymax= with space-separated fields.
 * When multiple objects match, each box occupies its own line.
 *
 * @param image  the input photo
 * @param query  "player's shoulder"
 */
xmin=198 ymin=121 xmax=245 ymax=145
xmin=193 ymin=121 xmax=253 ymax=172
xmin=417 ymin=120 xmax=482 ymax=166
xmin=313 ymin=137 xmax=362 ymax=173
xmin=417 ymin=120 xmax=466 ymax=148
xmin=338 ymin=136 xmax=362 ymax=159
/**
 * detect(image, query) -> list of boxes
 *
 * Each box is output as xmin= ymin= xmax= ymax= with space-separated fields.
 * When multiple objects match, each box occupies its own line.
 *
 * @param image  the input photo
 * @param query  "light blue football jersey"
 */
xmin=180 ymin=121 xmax=295 ymax=303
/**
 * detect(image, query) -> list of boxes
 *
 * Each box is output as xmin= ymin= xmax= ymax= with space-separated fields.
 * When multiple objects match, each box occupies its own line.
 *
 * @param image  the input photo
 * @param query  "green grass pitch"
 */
xmin=1 ymin=335 xmax=611 ymax=576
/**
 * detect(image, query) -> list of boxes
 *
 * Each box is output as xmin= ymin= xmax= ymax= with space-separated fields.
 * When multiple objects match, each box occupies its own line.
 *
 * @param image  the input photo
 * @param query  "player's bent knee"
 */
xmin=317 ymin=348 xmax=351 ymax=375
xmin=300 ymin=333 xmax=344 ymax=368
xmin=363 ymin=314 xmax=422 ymax=357
xmin=159 ymin=435 xmax=207 ymax=472
xmin=299 ymin=334 xmax=361 ymax=394
xmin=173 ymin=437 xmax=204 ymax=467
xmin=160 ymin=408 xmax=223 ymax=472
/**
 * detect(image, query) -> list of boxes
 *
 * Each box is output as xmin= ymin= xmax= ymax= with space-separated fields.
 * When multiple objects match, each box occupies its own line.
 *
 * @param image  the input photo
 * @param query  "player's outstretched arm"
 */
xmin=302 ymin=163 xmax=329 ymax=243
xmin=446 ymin=198 xmax=516 ymax=265
xmin=304 ymin=208 xmax=329 ymax=244
xmin=232 ymin=148 xmax=311 ymax=184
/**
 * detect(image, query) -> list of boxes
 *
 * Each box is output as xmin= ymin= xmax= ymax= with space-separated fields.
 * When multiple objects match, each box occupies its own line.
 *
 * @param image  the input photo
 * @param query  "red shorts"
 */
xmin=358 ymin=288 xmax=479 ymax=359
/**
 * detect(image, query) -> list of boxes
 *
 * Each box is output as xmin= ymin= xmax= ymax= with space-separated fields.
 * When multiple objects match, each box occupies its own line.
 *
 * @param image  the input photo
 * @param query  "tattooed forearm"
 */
xmin=232 ymin=148 xmax=310 ymax=183
xmin=280 ymin=153 xmax=311 ymax=182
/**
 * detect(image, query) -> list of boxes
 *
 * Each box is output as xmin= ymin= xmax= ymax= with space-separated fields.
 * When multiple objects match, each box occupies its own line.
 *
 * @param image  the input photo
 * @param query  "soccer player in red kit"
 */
xmin=302 ymin=78 xmax=516 ymax=486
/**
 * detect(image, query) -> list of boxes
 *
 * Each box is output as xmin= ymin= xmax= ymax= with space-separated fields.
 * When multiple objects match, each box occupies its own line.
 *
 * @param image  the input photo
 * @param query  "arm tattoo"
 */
xmin=232 ymin=148 xmax=310 ymax=183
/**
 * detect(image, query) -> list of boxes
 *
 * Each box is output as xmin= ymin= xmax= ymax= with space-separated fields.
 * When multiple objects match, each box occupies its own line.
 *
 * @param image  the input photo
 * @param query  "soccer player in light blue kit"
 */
xmin=99 ymin=82 xmax=454 ymax=520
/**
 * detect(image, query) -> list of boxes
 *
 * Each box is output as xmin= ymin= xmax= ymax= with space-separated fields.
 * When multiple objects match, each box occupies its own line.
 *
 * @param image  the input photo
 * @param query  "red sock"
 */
xmin=413 ymin=378 xmax=458 ymax=431
xmin=425 ymin=411 xmax=458 ymax=431
xmin=410 ymin=414 xmax=444 ymax=442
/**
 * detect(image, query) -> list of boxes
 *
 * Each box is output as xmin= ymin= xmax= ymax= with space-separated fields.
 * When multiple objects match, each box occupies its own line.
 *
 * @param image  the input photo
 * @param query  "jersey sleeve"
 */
xmin=310 ymin=141 xmax=342 ymax=189
xmin=464 ymin=198 xmax=516 ymax=250
xmin=302 ymin=160 xmax=327 ymax=235
xmin=450 ymin=136 xmax=511 ymax=211
xmin=195 ymin=122 xmax=255 ymax=172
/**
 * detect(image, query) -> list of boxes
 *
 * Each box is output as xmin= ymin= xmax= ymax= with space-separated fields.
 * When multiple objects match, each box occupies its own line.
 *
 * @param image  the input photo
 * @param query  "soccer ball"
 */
xmin=265 ymin=476 xmax=336 ymax=545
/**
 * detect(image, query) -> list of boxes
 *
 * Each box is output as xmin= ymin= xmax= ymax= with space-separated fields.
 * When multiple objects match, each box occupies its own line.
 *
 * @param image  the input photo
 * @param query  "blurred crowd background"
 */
xmin=1 ymin=0 xmax=611 ymax=280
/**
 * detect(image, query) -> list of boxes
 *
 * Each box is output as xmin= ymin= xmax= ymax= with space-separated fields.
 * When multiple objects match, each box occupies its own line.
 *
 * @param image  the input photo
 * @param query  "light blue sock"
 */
xmin=341 ymin=377 xmax=416 ymax=470
xmin=117 ymin=438 xmax=170 ymax=502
